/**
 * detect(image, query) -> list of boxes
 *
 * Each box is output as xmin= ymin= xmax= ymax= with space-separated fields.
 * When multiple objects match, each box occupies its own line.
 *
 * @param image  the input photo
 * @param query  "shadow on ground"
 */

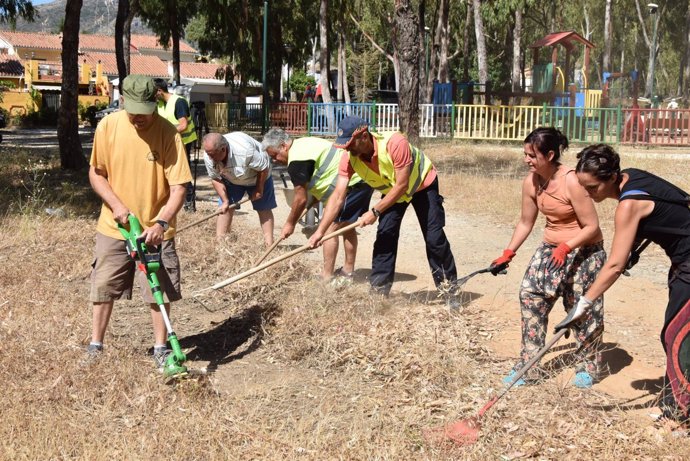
xmin=179 ymin=303 xmax=279 ymax=373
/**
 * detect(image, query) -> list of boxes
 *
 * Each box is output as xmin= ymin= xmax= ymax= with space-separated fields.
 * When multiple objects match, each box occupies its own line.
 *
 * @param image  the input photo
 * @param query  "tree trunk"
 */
xmin=645 ymin=11 xmax=660 ymax=98
xmin=115 ymin=0 xmax=129 ymax=87
xmin=339 ymin=31 xmax=351 ymax=103
xmin=511 ymin=7 xmax=522 ymax=93
xmin=337 ymin=32 xmax=343 ymax=102
xmin=603 ymin=0 xmax=612 ymax=73
xmin=462 ymin=0 xmax=471 ymax=81
xmin=59 ymin=0 xmax=87 ymax=170
xmin=472 ymin=0 xmax=488 ymax=103
xmin=393 ymin=0 xmax=420 ymax=144
xmin=681 ymin=3 xmax=690 ymax=101
xmin=436 ymin=0 xmax=450 ymax=84
xmin=123 ymin=0 xmax=138 ymax=83
xmin=318 ymin=0 xmax=332 ymax=103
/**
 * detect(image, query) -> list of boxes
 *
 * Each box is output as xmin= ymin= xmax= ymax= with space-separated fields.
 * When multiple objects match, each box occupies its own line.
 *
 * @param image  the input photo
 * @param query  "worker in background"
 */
xmin=154 ymin=78 xmax=197 ymax=212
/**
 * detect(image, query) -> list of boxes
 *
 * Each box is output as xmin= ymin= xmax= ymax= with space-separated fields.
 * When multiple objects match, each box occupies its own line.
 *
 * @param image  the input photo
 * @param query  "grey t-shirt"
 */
xmin=203 ymin=132 xmax=270 ymax=186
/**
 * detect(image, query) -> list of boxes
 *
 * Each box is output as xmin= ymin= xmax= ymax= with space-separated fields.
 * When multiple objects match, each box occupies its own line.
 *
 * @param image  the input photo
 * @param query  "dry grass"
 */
xmin=1 ymin=144 xmax=690 ymax=459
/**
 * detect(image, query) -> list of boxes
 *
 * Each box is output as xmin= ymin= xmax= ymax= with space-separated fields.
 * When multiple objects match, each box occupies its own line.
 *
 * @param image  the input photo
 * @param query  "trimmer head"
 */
xmin=163 ymin=355 xmax=188 ymax=379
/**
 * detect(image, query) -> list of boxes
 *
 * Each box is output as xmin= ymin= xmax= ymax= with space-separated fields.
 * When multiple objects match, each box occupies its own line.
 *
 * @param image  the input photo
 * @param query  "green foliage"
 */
xmin=78 ymin=100 xmax=108 ymax=126
xmin=0 ymin=0 xmax=35 ymax=26
xmin=348 ymin=43 xmax=379 ymax=102
xmin=15 ymin=106 xmax=58 ymax=128
xmin=287 ymin=69 xmax=315 ymax=94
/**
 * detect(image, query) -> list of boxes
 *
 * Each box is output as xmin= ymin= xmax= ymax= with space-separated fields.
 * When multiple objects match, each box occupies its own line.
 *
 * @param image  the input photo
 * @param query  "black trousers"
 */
xmin=369 ymin=178 xmax=457 ymax=295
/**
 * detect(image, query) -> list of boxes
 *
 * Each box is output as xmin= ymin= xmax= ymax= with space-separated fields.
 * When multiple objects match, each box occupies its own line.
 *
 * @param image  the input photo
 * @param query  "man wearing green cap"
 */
xmin=87 ymin=74 xmax=193 ymax=371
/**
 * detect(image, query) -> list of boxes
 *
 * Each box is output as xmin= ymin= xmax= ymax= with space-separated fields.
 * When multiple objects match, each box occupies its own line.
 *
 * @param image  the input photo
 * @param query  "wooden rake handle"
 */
xmin=177 ymin=197 xmax=250 ymax=233
xmin=195 ymin=220 xmax=360 ymax=294
xmin=252 ymin=199 xmax=317 ymax=267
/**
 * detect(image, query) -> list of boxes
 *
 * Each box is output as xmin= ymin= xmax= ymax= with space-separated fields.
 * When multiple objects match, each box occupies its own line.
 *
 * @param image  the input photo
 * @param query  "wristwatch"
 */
xmin=371 ymin=208 xmax=381 ymax=219
xmin=156 ymin=219 xmax=169 ymax=231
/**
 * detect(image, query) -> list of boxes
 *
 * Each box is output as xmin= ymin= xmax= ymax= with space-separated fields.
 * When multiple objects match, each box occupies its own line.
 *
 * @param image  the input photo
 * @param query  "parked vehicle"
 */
xmin=95 ymin=99 xmax=120 ymax=123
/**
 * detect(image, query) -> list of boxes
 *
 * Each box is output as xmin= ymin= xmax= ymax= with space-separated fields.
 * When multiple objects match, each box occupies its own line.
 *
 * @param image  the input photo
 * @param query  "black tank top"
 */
xmin=619 ymin=168 xmax=690 ymax=264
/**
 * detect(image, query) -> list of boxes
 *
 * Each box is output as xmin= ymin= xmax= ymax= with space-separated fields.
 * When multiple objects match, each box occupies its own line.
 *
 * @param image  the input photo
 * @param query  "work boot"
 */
xmin=153 ymin=348 xmax=173 ymax=372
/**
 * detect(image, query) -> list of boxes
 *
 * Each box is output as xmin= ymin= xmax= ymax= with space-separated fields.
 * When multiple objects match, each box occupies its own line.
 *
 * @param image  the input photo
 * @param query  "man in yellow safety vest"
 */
xmin=262 ymin=128 xmax=373 ymax=283
xmin=308 ymin=116 xmax=459 ymax=308
xmin=154 ymin=78 xmax=197 ymax=211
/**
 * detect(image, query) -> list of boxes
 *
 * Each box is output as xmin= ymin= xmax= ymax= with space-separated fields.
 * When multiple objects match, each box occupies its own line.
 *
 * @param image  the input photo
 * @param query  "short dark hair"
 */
xmin=575 ymin=144 xmax=621 ymax=181
xmin=524 ymin=127 xmax=569 ymax=163
xmin=152 ymin=78 xmax=169 ymax=93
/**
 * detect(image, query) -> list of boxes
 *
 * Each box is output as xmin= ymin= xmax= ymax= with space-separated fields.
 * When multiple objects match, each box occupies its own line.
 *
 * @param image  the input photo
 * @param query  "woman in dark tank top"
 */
xmin=557 ymin=143 xmax=690 ymax=425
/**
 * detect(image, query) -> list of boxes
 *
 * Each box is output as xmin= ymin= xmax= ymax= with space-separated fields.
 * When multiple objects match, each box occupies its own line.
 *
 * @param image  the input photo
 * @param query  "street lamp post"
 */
xmin=648 ymin=2 xmax=659 ymax=106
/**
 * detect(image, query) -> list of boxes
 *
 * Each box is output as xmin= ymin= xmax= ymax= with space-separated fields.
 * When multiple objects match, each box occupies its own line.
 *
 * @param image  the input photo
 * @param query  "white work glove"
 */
xmin=554 ymin=296 xmax=593 ymax=333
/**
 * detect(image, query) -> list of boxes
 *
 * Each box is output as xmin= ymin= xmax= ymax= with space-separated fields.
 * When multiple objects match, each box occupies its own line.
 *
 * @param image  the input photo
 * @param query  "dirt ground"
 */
xmin=3 ymin=137 xmax=688 ymax=459
xmin=187 ymin=149 xmax=671 ymax=425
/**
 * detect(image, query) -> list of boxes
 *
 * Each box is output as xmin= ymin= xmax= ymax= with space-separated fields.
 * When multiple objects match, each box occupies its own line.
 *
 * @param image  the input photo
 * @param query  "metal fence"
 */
xmin=211 ymin=102 xmax=690 ymax=147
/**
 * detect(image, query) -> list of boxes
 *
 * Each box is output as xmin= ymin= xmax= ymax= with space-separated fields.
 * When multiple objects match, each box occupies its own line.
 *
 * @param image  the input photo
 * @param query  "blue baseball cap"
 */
xmin=334 ymin=116 xmax=370 ymax=148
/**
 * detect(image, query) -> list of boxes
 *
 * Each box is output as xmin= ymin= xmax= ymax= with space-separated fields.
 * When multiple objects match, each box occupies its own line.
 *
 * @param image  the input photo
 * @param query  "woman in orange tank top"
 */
xmin=489 ymin=127 xmax=606 ymax=388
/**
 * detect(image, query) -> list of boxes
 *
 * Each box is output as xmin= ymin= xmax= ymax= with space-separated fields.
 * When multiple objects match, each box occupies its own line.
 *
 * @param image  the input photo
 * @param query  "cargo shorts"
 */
xmin=89 ymin=233 xmax=182 ymax=304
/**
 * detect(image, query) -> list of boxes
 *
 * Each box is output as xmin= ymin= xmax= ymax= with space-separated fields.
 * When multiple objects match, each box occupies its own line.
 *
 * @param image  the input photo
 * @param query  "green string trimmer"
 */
xmin=118 ymin=214 xmax=188 ymax=379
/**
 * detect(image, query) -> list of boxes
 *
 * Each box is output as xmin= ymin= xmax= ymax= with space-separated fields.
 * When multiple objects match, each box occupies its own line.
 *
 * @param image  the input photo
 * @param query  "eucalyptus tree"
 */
xmin=138 ymin=0 xmax=199 ymax=86
xmin=59 ymin=0 xmax=88 ymax=170
xmin=0 ymin=0 xmax=34 ymax=24
xmin=187 ymin=0 xmax=317 ymax=100
xmin=394 ymin=0 xmax=420 ymax=142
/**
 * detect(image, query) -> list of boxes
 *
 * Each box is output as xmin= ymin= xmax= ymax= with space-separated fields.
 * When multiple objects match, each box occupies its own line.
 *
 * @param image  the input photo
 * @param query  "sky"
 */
xmin=32 ymin=0 xmax=54 ymax=5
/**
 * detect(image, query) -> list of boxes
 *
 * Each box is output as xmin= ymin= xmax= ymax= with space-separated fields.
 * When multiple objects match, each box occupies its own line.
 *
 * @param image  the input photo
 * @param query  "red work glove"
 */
xmin=490 ymin=249 xmax=516 ymax=275
xmin=548 ymin=243 xmax=572 ymax=270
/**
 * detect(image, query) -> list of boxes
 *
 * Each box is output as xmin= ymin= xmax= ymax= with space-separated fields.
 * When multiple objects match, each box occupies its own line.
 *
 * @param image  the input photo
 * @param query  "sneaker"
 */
xmin=81 ymin=343 xmax=103 ymax=366
xmin=502 ymin=369 xmax=526 ymax=387
xmin=572 ymin=371 xmax=594 ymax=388
xmin=153 ymin=348 xmax=173 ymax=372
xmin=331 ymin=267 xmax=354 ymax=287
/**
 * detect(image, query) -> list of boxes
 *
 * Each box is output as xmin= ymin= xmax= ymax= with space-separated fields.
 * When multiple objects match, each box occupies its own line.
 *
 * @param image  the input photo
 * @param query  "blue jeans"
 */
xmin=370 ymin=178 xmax=457 ymax=295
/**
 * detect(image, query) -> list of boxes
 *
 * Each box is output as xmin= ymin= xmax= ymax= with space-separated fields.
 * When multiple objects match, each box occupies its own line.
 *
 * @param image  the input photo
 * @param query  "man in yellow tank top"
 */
xmin=308 ymin=116 xmax=459 ymax=307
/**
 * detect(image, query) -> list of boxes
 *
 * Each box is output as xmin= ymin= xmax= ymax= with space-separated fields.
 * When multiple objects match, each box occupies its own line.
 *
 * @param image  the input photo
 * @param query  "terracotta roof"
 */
xmin=130 ymin=34 xmax=197 ymax=53
xmin=0 ymin=54 xmax=24 ymax=76
xmin=529 ymin=31 xmax=595 ymax=50
xmin=81 ymin=52 xmax=169 ymax=78
xmin=0 ymin=30 xmax=197 ymax=54
xmin=179 ymin=62 xmax=223 ymax=79
xmin=0 ymin=30 xmax=61 ymax=51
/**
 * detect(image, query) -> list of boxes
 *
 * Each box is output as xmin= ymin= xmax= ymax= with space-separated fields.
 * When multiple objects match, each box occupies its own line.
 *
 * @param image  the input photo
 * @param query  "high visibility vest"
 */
xmin=158 ymin=94 xmax=197 ymax=145
xmin=288 ymin=137 xmax=360 ymax=202
xmin=349 ymin=131 xmax=432 ymax=203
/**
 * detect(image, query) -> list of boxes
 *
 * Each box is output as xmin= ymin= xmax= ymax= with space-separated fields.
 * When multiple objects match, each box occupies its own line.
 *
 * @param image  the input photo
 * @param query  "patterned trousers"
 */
xmin=514 ymin=241 xmax=606 ymax=380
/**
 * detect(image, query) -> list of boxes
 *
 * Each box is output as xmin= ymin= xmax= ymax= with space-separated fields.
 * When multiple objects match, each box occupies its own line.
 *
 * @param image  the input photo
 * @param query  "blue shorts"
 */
xmin=220 ymin=175 xmax=277 ymax=211
xmin=336 ymin=182 xmax=374 ymax=223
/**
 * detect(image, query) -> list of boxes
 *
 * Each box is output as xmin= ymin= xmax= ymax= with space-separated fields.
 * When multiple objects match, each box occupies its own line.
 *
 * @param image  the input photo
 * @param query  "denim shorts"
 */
xmin=220 ymin=175 xmax=277 ymax=211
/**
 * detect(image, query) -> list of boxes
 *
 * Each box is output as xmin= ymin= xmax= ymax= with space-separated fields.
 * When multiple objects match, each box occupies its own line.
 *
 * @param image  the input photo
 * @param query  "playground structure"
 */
xmin=200 ymin=31 xmax=690 ymax=147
